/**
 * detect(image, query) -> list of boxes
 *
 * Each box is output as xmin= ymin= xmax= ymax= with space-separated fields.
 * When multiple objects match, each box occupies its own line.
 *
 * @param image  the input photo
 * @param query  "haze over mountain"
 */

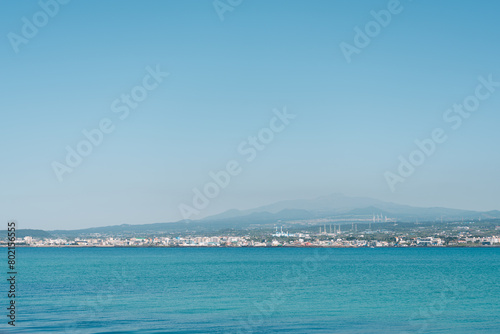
xmin=204 ymin=193 xmax=500 ymax=221
xmin=49 ymin=194 xmax=500 ymax=236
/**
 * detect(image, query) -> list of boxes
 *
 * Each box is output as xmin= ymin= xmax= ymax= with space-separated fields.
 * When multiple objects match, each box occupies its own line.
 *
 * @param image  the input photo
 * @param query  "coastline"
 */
xmin=4 ymin=245 xmax=499 ymax=248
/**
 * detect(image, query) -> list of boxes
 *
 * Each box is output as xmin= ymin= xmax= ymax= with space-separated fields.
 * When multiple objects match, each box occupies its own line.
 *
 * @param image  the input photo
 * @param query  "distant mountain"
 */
xmin=482 ymin=210 xmax=500 ymax=218
xmin=0 ymin=229 xmax=52 ymax=239
xmin=46 ymin=194 xmax=500 ymax=237
xmin=203 ymin=193 xmax=494 ymax=222
xmin=49 ymin=209 xmax=316 ymax=237
xmin=344 ymin=206 xmax=392 ymax=216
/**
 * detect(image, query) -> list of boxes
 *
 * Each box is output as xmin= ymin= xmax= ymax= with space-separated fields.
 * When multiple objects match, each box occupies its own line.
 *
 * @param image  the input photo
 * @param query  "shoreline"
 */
xmin=3 ymin=245 xmax=499 ymax=248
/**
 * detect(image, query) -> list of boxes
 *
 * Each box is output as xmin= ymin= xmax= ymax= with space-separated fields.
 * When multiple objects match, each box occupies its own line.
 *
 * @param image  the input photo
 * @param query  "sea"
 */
xmin=2 ymin=247 xmax=499 ymax=333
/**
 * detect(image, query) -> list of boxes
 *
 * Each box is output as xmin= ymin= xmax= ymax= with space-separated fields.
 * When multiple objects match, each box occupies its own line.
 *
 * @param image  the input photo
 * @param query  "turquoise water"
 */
xmin=2 ymin=248 xmax=499 ymax=333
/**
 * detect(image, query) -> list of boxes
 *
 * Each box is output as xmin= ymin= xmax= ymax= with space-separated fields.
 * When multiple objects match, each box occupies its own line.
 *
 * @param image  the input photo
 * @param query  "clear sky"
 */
xmin=1 ymin=0 xmax=499 ymax=230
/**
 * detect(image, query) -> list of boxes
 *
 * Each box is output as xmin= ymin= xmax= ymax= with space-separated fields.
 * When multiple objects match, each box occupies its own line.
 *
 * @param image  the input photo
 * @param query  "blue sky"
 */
xmin=1 ymin=0 xmax=499 ymax=229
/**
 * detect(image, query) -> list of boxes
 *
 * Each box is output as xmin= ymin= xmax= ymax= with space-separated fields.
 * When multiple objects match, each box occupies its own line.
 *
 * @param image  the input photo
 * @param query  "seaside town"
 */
xmin=3 ymin=223 xmax=500 ymax=247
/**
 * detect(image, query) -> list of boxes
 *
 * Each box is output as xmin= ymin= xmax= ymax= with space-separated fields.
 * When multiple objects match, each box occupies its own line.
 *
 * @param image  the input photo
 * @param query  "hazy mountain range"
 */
xmin=43 ymin=194 xmax=500 ymax=237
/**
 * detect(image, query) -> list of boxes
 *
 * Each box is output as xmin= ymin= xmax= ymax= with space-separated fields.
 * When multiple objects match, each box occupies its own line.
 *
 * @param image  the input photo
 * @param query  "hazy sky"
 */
xmin=1 ymin=0 xmax=499 ymax=230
